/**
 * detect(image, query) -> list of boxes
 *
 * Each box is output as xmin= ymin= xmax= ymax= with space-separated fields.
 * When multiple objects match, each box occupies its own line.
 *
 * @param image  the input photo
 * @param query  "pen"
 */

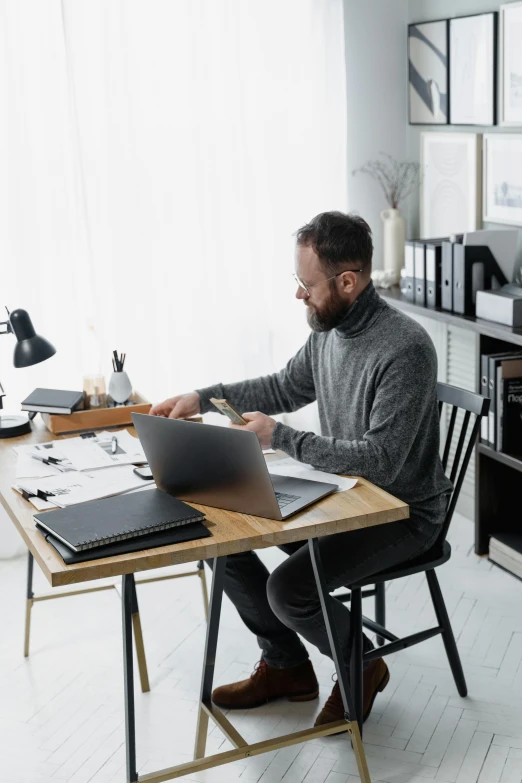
xmin=32 ymin=454 xmax=63 ymax=465
xmin=111 ymin=435 xmax=118 ymax=454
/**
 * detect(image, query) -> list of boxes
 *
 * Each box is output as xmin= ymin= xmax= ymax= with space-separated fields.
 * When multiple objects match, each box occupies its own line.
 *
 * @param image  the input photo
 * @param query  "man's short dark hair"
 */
xmin=295 ymin=211 xmax=373 ymax=275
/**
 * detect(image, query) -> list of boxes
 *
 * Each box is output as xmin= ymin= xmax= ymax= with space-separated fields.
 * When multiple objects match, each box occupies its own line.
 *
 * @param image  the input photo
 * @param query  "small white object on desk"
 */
xmin=108 ymin=370 xmax=133 ymax=404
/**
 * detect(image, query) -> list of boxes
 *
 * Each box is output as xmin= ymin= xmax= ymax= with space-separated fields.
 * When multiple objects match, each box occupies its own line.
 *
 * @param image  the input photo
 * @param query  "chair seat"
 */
xmin=349 ymin=540 xmax=451 ymax=589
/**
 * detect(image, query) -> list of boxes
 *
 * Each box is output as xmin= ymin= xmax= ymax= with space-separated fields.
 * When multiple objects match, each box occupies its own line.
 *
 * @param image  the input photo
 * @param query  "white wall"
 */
xmin=343 ymin=0 xmax=409 ymax=267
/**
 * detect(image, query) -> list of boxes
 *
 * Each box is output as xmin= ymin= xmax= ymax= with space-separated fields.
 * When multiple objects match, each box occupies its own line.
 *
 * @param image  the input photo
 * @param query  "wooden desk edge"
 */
xmin=31 ymin=494 xmax=408 ymax=588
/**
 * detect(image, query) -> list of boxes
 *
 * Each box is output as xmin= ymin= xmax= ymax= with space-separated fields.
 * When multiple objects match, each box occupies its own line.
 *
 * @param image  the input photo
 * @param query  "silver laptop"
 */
xmin=131 ymin=413 xmax=338 ymax=520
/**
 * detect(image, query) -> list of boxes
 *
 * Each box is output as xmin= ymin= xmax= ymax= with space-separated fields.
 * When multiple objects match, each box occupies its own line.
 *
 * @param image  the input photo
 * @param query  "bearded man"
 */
xmin=150 ymin=211 xmax=451 ymax=724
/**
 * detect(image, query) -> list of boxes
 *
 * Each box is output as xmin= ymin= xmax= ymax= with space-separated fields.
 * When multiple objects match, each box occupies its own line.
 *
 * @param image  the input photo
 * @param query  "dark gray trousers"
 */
xmin=209 ymin=518 xmax=440 ymax=671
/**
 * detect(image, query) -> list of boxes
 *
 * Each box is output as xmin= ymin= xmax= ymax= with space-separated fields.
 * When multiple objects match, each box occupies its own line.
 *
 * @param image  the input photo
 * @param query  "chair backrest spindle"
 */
xmin=436 ymin=383 xmax=489 ymax=542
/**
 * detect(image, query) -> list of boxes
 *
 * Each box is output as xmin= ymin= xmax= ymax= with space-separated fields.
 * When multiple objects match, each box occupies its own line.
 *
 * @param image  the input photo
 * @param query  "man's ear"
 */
xmin=339 ymin=271 xmax=359 ymax=294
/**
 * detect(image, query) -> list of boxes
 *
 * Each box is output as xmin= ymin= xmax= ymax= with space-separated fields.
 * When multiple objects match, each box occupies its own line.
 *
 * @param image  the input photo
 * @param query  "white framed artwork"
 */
xmin=449 ymin=13 xmax=497 ymax=126
xmin=500 ymin=2 xmax=522 ymax=126
xmin=483 ymin=134 xmax=522 ymax=225
xmin=420 ymin=132 xmax=482 ymax=239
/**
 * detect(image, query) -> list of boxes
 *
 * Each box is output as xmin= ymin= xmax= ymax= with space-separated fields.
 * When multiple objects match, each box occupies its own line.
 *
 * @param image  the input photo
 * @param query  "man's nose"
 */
xmin=296 ymin=285 xmax=307 ymax=301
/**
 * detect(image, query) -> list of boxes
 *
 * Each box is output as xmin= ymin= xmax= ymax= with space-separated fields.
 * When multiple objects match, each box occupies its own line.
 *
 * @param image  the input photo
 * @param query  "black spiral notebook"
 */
xmin=33 ymin=488 xmax=206 ymax=552
xmin=37 ymin=520 xmax=211 ymax=564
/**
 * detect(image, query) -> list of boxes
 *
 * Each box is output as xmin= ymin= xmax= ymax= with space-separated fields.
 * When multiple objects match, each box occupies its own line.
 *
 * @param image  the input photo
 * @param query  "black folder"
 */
xmin=441 ymin=241 xmax=454 ymax=311
xmin=37 ymin=520 xmax=211 ymax=564
xmin=425 ymin=243 xmax=443 ymax=309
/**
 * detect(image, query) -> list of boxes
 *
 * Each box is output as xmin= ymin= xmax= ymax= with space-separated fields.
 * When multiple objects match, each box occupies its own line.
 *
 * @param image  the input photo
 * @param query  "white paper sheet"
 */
xmin=267 ymin=456 xmax=357 ymax=493
xmin=15 ymin=465 xmax=147 ymax=508
xmin=14 ymin=442 xmax=74 ymax=479
xmin=56 ymin=430 xmax=146 ymax=471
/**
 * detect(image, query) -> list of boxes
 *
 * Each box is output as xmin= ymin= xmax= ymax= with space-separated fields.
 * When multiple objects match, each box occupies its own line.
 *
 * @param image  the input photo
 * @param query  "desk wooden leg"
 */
xmin=123 ymin=574 xmax=138 ymax=783
xmin=197 ymin=561 xmax=209 ymax=621
xmin=309 ymin=539 xmax=371 ymax=783
xmin=194 ymin=556 xmax=227 ymax=761
xmin=130 ymin=578 xmax=150 ymax=693
xmin=24 ymin=552 xmax=34 ymax=658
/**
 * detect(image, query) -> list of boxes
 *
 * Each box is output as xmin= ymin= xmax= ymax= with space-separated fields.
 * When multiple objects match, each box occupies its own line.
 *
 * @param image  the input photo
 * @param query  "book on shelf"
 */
xmin=496 ymin=358 xmax=522 ymax=457
xmin=489 ymin=533 xmax=522 ymax=580
xmin=21 ymin=388 xmax=84 ymax=415
xmin=480 ymin=351 xmax=522 ymax=449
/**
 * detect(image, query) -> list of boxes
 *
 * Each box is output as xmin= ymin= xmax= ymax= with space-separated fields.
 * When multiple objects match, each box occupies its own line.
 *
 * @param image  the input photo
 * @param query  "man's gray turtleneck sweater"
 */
xmin=197 ymin=282 xmax=453 ymax=525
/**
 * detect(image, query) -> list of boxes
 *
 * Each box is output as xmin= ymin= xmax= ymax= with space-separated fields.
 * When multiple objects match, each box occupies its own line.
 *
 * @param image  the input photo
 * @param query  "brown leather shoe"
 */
xmin=211 ymin=659 xmax=319 ymax=709
xmin=314 ymin=659 xmax=390 ymax=726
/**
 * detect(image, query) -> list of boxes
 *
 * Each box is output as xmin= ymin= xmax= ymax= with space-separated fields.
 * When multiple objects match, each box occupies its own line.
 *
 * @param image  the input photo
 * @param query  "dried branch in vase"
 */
xmin=353 ymin=153 xmax=421 ymax=209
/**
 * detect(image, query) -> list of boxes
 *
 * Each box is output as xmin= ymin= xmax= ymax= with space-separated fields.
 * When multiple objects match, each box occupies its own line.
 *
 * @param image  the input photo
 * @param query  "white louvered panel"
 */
xmin=446 ymin=325 xmax=478 ymax=520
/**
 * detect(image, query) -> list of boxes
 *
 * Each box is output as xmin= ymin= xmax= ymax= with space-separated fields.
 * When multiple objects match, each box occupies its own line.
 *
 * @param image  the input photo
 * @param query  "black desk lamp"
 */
xmin=0 ymin=308 xmax=56 ymax=438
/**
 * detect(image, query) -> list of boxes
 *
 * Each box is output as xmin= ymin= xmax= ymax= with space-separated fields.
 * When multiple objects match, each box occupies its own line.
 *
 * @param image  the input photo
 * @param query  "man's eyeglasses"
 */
xmin=293 ymin=269 xmax=363 ymax=296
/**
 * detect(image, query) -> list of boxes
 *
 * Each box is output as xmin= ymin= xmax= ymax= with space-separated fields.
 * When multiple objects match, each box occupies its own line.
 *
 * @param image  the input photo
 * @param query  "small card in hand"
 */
xmin=209 ymin=398 xmax=247 ymax=425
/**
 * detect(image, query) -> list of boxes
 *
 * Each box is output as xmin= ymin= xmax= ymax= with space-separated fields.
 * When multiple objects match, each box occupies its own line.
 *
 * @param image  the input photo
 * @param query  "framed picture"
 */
xmin=449 ymin=13 xmax=497 ymax=126
xmin=408 ymin=20 xmax=449 ymax=125
xmin=500 ymin=2 xmax=522 ymax=126
xmin=420 ymin=132 xmax=482 ymax=238
xmin=483 ymin=134 xmax=522 ymax=225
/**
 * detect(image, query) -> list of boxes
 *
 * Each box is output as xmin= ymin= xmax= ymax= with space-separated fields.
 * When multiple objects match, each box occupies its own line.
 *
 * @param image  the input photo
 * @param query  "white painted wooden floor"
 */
xmin=1 ymin=512 xmax=522 ymax=783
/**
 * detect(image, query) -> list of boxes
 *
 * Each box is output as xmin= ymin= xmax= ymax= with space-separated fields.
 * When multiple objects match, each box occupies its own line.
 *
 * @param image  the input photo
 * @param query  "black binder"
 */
xmin=414 ymin=243 xmax=426 ymax=306
xmin=480 ymin=353 xmax=490 ymax=444
xmin=453 ymin=245 xmax=508 ymax=316
xmin=441 ymin=241 xmax=454 ymax=311
xmin=425 ymin=243 xmax=443 ymax=309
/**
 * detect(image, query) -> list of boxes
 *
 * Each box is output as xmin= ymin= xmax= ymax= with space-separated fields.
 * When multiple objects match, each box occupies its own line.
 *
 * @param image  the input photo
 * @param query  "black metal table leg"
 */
xmin=309 ymin=538 xmax=371 ymax=783
xmin=129 ymin=577 xmax=150 ymax=693
xmin=375 ymin=582 xmax=386 ymax=646
xmin=308 ymin=539 xmax=358 ymax=725
xmin=194 ymin=555 xmax=227 ymax=760
xmin=349 ymin=587 xmax=364 ymax=730
xmin=24 ymin=551 xmax=34 ymax=657
xmin=123 ymin=574 xmax=138 ymax=783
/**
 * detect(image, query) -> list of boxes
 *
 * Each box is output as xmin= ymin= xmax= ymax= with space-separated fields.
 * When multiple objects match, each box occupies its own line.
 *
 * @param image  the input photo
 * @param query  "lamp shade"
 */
xmin=9 ymin=309 xmax=56 ymax=368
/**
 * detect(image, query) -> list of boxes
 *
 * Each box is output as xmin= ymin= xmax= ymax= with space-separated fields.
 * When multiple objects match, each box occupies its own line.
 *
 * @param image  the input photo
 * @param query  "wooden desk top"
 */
xmin=0 ymin=420 xmax=408 ymax=588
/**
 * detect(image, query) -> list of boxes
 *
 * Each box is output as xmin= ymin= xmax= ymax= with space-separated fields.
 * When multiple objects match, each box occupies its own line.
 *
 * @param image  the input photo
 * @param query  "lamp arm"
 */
xmin=0 ymin=320 xmax=12 ymax=336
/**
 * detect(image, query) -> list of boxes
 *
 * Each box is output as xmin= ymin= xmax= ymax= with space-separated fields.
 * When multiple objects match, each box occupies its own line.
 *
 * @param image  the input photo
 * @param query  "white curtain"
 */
xmin=0 ymin=0 xmax=347 ymax=555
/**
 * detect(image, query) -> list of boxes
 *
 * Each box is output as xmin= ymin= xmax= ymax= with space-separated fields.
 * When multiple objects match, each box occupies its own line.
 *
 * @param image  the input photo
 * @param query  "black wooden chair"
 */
xmin=336 ymin=382 xmax=489 ymax=730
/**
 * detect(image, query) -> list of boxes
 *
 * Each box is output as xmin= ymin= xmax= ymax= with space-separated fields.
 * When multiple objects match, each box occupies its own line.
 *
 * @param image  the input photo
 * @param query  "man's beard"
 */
xmin=306 ymin=284 xmax=350 ymax=332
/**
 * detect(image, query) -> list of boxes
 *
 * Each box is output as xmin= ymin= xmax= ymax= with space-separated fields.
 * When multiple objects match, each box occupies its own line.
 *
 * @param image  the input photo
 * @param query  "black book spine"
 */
xmin=480 ymin=354 xmax=489 ymax=445
xmin=502 ymin=377 xmax=522 ymax=457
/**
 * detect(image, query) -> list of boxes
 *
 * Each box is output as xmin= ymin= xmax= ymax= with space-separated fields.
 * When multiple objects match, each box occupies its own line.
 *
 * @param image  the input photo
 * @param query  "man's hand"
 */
xmin=230 ymin=411 xmax=277 ymax=450
xmin=149 ymin=391 xmax=201 ymax=419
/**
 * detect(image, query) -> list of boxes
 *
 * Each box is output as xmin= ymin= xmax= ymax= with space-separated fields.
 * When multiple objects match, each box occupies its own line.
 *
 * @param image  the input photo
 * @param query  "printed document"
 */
xmin=14 ymin=465 xmax=149 ymax=508
xmin=56 ymin=430 xmax=146 ymax=471
xmin=14 ymin=442 xmax=74 ymax=480
xmin=267 ymin=456 xmax=357 ymax=492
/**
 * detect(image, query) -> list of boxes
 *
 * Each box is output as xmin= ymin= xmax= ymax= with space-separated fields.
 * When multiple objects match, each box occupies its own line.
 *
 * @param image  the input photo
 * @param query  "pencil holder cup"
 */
xmin=108 ymin=370 xmax=133 ymax=404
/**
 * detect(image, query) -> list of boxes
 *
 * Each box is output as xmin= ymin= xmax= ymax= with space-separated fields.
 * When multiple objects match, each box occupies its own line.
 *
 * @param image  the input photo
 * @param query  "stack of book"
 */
xmin=34 ymin=488 xmax=210 ymax=564
xmin=489 ymin=534 xmax=522 ymax=581
xmin=479 ymin=351 xmax=522 ymax=456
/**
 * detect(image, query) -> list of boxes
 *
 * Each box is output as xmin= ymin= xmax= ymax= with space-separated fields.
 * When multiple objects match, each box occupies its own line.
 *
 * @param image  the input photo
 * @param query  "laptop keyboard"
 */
xmin=275 ymin=491 xmax=301 ymax=508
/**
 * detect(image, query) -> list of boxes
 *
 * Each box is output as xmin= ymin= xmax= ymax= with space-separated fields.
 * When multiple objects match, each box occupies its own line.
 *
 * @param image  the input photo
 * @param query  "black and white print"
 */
xmin=408 ymin=20 xmax=449 ymax=125
xmin=484 ymin=134 xmax=522 ymax=225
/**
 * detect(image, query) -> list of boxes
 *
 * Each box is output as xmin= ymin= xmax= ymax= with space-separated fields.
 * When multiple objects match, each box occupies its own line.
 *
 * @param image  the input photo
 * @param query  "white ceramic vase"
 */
xmin=108 ymin=370 xmax=133 ymax=404
xmin=380 ymin=208 xmax=405 ymax=284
